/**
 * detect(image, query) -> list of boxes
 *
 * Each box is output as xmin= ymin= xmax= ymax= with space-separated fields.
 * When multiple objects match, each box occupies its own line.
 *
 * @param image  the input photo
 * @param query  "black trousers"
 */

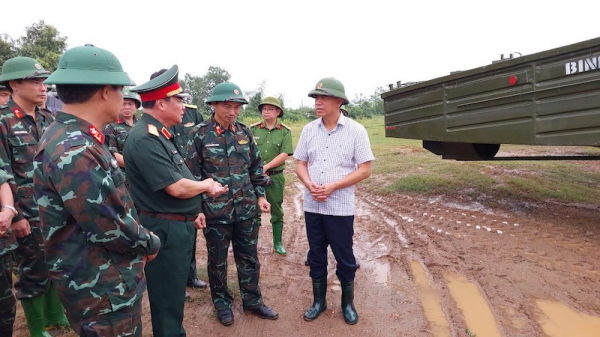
xmin=304 ymin=212 xmax=357 ymax=282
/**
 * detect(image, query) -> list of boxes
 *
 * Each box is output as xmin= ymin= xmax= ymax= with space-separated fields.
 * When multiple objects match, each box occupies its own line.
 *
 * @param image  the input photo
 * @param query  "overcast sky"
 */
xmin=3 ymin=0 xmax=598 ymax=108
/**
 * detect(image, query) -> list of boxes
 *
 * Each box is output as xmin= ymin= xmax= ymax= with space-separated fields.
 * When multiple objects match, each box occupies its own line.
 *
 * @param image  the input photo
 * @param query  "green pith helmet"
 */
xmin=0 ymin=57 xmax=50 ymax=83
xmin=258 ymin=96 xmax=284 ymax=117
xmin=122 ymin=88 xmax=142 ymax=108
xmin=308 ymin=77 xmax=349 ymax=105
xmin=44 ymin=44 xmax=132 ymax=85
xmin=205 ymin=82 xmax=248 ymax=104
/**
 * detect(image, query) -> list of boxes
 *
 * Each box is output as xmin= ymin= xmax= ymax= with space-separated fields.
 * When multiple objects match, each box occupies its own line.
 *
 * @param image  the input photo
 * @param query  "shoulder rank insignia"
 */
xmin=13 ymin=108 xmax=24 ymax=119
xmin=147 ymin=124 xmax=159 ymax=137
xmin=250 ymin=121 xmax=262 ymax=128
xmin=89 ymin=125 xmax=105 ymax=144
xmin=161 ymin=127 xmax=172 ymax=139
xmin=280 ymin=123 xmax=290 ymax=130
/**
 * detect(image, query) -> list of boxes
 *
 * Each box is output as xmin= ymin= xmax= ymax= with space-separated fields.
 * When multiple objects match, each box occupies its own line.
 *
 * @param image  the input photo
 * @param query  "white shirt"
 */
xmin=294 ymin=113 xmax=375 ymax=216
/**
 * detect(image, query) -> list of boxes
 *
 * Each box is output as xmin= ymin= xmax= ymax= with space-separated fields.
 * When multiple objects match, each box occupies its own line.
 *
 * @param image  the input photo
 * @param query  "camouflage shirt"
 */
xmin=33 ymin=111 xmax=160 ymax=318
xmin=104 ymin=115 xmax=138 ymax=156
xmin=186 ymin=116 xmax=268 ymax=225
xmin=0 ymin=169 xmax=17 ymax=256
xmin=172 ymin=104 xmax=203 ymax=157
xmin=0 ymin=100 xmax=54 ymax=223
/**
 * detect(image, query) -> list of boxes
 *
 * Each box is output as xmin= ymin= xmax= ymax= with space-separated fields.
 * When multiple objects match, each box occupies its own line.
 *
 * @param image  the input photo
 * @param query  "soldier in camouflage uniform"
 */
xmin=250 ymin=96 xmax=293 ymax=256
xmin=172 ymin=103 xmax=208 ymax=291
xmin=126 ymin=65 xmax=227 ymax=337
xmin=104 ymin=89 xmax=141 ymax=172
xmin=33 ymin=44 xmax=162 ymax=337
xmin=0 ymin=85 xmax=10 ymax=105
xmin=0 ymin=170 xmax=17 ymax=336
xmin=0 ymin=56 xmax=69 ymax=337
xmin=186 ymin=82 xmax=279 ymax=326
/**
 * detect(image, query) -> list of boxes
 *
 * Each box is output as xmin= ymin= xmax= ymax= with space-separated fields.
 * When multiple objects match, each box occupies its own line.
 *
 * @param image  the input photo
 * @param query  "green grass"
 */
xmin=241 ymin=115 xmax=600 ymax=207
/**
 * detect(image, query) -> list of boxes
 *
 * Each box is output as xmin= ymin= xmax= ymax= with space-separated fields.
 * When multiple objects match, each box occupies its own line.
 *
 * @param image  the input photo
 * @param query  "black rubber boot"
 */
xmin=341 ymin=281 xmax=358 ymax=325
xmin=303 ymin=278 xmax=327 ymax=321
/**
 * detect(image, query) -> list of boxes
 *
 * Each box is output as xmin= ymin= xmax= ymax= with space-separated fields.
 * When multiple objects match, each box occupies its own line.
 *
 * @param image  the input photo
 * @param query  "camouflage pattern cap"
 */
xmin=44 ymin=44 xmax=132 ymax=85
xmin=206 ymin=82 xmax=248 ymax=104
xmin=308 ymin=77 xmax=349 ymax=105
xmin=0 ymin=56 xmax=50 ymax=83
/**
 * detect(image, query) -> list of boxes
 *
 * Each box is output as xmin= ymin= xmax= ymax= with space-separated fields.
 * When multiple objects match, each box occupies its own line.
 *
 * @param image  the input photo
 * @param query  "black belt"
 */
xmin=267 ymin=169 xmax=283 ymax=175
xmin=140 ymin=210 xmax=197 ymax=222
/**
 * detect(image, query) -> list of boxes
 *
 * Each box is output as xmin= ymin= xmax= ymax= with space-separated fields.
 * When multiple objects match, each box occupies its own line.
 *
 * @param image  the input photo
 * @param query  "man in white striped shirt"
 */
xmin=294 ymin=77 xmax=374 ymax=325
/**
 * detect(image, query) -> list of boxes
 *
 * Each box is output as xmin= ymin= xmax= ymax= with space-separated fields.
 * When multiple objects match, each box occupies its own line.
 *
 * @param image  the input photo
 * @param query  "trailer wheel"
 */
xmin=473 ymin=143 xmax=500 ymax=159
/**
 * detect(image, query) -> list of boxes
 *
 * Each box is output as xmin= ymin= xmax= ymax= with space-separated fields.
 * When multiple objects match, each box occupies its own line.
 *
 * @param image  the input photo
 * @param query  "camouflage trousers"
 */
xmin=75 ymin=297 xmax=142 ymax=337
xmin=204 ymin=217 xmax=263 ymax=310
xmin=13 ymin=221 xmax=50 ymax=299
xmin=0 ymin=253 xmax=15 ymax=333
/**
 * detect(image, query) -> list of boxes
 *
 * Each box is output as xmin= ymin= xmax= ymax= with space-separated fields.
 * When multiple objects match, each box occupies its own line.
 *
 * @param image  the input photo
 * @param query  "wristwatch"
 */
xmin=1 ymin=205 xmax=18 ymax=216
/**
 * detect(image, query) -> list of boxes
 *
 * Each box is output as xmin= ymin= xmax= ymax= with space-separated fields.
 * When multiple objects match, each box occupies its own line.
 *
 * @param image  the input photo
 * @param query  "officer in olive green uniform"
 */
xmin=104 ymin=89 xmax=141 ymax=171
xmin=250 ymin=96 xmax=293 ymax=256
xmin=172 ymin=103 xmax=207 ymax=290
xmin=0 ymin=56 xmax=69 ymax=337
xmin=0 ymin=85 xmax=10 ymax=105
xmin=186 ymin=82 xmax=278 ymax=326
xmin=125 ymin=65 xmax=227 ymax=337
xmin=0 ymin=170 xmax=17 ymax=337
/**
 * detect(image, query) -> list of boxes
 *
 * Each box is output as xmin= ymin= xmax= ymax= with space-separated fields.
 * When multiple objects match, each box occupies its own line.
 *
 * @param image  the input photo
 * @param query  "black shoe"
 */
xmin=187 ymin=278 xmax=207 ymax=289
xmin=244 ymin=304 xmax=279 ymax=320
xmin=217 ymin=308 xmax=234 ymax=326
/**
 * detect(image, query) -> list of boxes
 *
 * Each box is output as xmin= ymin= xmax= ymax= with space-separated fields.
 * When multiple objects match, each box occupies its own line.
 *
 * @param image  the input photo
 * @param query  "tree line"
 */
xmin=2 ymin=21 xmax=385 ymax=121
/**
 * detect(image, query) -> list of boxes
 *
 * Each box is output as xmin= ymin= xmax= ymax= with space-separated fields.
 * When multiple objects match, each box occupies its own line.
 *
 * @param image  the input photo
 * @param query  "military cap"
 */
xmin=258 ymin=96 xmax=284 ymax=117
xmin=45 ymin=44 xmax=132 ymax=85
xmin=0 ymin=84 xmax=7 ymax=90
xmin=122 ymin=88 xmax=142 ymax=108
xmin=130 ymin=65 xmax=189 ymax=102
xmin=340 ymin=105 xmax=349 ymax=115
xmin=0 ymin=56 xmax=50 ymax=83
xmin=206 ymin=82 xmax=248 ymax=104
xmin=308 ymin=77 xmax=349 ymax=105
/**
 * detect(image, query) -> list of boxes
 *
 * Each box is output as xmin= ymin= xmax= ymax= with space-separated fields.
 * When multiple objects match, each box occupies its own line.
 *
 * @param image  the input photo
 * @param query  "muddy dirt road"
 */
xmin=16 ymin=168 xmax=600 ymax=337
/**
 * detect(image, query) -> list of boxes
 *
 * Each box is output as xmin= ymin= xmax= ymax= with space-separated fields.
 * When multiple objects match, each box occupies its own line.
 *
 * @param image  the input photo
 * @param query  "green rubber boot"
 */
xmin=341 ymin=280 xmax=358 ymax=325
xmin=303 ymin=278 xmax=327 ymax=321
xmin=272 ymin=223 xmax=287 ymax=256
xmin=21 ymin=296 xmax=52 ymax=337
xmin=44 ymin=284 xmax=70 ymax=328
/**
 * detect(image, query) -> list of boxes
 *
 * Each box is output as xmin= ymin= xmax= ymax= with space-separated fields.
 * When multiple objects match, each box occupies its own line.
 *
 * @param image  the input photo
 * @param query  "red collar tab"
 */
xmin=215 ymin=125 xmax=223 ymax=136
xmin=277 ymin=124 xmax=281 ymax=130
xmin=161 ymin=127 xmax=172 ymax=139
xmin=259 ymin=123 xmax=264 ymax=129
xmin=117 ymin=118 xmax=123 ymax=124
xmin=89 ymin=125 xmax=105 ymax=144
xmin=13 ymin=108 xmax=24 ymax=119
xmin=230 ymin=124 xmax=235 ymax=133
xmin=138 ymin=82 xmax=182 ymax=102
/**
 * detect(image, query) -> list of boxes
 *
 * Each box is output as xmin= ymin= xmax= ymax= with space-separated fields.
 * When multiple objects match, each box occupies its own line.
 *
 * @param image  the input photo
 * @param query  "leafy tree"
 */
xmin=0 ymin=34 xmax=18 ymax=66
xmin=180 ymin=66 xmax=230 ymax=116
xmin=17 ymin=20 xmax=67 ymax=71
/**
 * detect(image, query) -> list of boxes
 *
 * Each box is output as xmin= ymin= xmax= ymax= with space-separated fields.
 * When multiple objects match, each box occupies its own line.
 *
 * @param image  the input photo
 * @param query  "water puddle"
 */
xmin=410 ymin=261 xmax=451 ymax=337
xmin=444 ymin=273 xmax=501 ymax=337
xmin=536 ymin=299 xmax=600 ymax=337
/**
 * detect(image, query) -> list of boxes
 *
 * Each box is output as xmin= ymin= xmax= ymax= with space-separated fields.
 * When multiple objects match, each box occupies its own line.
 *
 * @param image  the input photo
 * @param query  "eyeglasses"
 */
xmin=261 ymin=107 xmax=277 ymax=112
